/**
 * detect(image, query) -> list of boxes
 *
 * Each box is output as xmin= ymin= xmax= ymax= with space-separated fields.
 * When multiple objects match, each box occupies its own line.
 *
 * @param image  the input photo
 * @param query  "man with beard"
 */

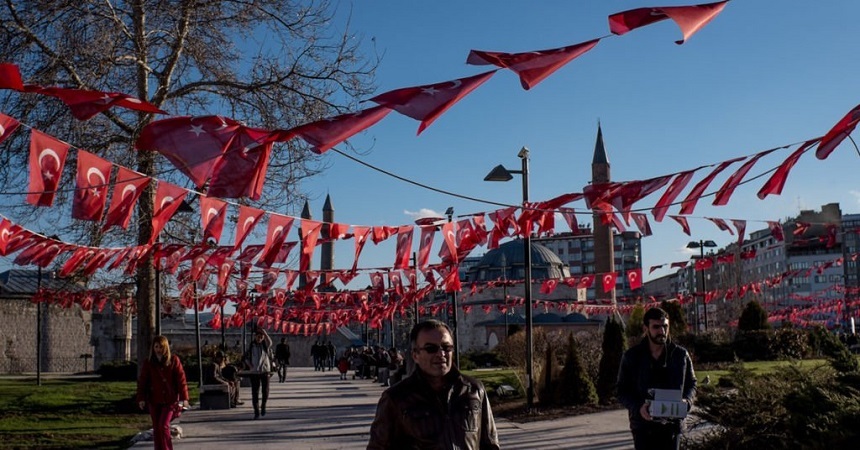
xmin=617 ymin=307 xmax=696 ymax=450
xmin=367 ymin=319 xmax=499 ymax=450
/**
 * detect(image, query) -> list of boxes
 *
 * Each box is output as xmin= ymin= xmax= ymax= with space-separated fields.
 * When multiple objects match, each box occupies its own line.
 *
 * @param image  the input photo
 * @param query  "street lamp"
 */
xmin=687 ymin=239 xmax=717 ymax=332
xmin=485 ymin=146 xmax=534 ymax=411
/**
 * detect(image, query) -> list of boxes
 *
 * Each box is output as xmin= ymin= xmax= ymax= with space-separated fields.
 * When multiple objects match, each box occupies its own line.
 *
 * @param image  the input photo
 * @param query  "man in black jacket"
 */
xmin=617 ymin=307 xmax=696 ymax=450
xmin=367 ymin=319 xmax=500 ymax=450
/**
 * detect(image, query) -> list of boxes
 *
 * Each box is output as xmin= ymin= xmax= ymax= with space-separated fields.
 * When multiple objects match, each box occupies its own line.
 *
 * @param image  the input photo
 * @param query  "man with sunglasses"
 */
xmin=367 ymin=319 xmax=500 ymax=450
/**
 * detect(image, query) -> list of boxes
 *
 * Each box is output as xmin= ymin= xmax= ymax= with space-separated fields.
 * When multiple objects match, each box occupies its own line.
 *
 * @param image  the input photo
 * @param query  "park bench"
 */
xmin=199 ymin=384 xmax=231 ymax=410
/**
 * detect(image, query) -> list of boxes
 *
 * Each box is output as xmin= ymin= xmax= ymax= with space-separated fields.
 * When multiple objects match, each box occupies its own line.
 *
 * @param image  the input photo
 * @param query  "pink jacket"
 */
xmin=137 ymin=354 xmax=189 ymax=406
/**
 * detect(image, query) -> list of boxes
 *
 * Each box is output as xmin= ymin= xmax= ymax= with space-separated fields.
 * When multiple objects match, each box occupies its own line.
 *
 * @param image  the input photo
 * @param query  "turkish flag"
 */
xmin=670 ymin=261 xmax=689 ymax=269
xmin=370 ymin=70 xmax=497 ymax=135
xmin=0 ymin=63 xmax=25 ymax=91
xmin=388 ymin=271 xmax=404 ymax=296
xmin=259 ymin=214 xmax=295 ymax=268
xmin=417 ymin=225 xmax=435 ymax=270
xmin=27 ymin=129 xmax=70 ymax=207
xmin=651 ymin=168 xmax=702 ymax=222
xmin=292 ymin=105 xmax=392 ymax=153
xmin=608 ymin=1 xmax=729 ymax=44
xmin=817 ymin=104 xmax=860 ymax=160
xmin=0 ymin=112 xmax=20 ymax=145
xmin=678 ymin=157 xmax=743 ymax=215
xmin=300 ymin=220 xmax=323 ymax=272
xmin=102 ymin=166 xmax=150 ymax=231
xmin=739 ymin=248 xmax=756 ymax=260
xmin=758 ymin=140 xmax=817 ymax=199
xmin=539 ymin=279 xmax=559 ymax=294
xmin=731 ymin=219 xmax=746 ymax=246
xmin=149 ymin=181 xmax=189 ymax=245
xmin=706 ymin=217 xmax=734 ymax=235
xmin=35 ymin=87 xmax=166 ymax=120
xmin=370 ymin=271 xmax=385 ymax=292
xmin=712 ymin=148 xmax=778 ymax=206
xmin=393 ymin=225 xmax=414 ymax=270
xmin=559 ymin=208 xmax=579 ymax=233
xmin=467 ymin=39 xmax=599 ymax=90
xmin=631 ymin=213 xmax=653 ymax=236
xmin=440 ymin=221 xmax=459 ymax=265
xmin=200 ymin=196 xmax=228 ymax=244
xmin=206 ymin=138 xmax=273 ymax=200
xmin=371 ymin=225 xmax=398 ymax=245
xmin=215 ymin=259 xmax=234 ymax=292
xmin=233 ymin=205 xmax=265 ymax=250
xmin=13 ymin=237 xmax=65 ymax=267
xmin=767 ymin=221 xmax=784 ymax=242
xmin=717 ymin=253 xmax=735 ymax=264
xmin=60 ymin=247 xmax=96 ymax=277
xmin=627 ymin=268 xmax=643 ymax=290
xmin=71 ymin=150 xmax=112 ymax=221
xmin=669 ymin=215 xmax=691 ymax=236
xmin=328 ymin=223 xmax=350 ymax=241
xmin=351 ymin=226 xmax=372 ymax=271
xmin=601 ymin=272 xmax=618 ymax=292
xmin=80 ymin=248 xmax=120 ymax=276
xmin=694 ymin=258 xmax=713 ymax=271
xmin=577 ymin=275 xmax=595 ymax=289
xmin=235 ymin=244 xmax=264 ymax=263
xmin=649 ymin=265 xmax=664 ymax=274
xmin=793 ymin=221 xmax=810 ymax=236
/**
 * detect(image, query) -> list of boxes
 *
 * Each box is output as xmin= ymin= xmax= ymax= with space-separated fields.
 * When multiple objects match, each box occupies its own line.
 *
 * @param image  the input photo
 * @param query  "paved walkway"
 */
xmin=132 ymin=367 xmax=634 ymax=449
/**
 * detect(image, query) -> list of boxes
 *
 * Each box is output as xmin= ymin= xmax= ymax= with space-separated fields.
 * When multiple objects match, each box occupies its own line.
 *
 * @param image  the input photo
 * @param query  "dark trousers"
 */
xmin=276 ymin=362 xmax=288 ymax=382
xmin=249 ymin=373 xmax=270 ymax=413
xmin=632 ymin=424 xmax=680 ymax=450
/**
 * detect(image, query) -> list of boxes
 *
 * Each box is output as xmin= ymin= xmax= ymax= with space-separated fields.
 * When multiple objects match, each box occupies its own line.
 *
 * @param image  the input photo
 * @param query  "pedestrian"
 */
xmin=617 ymin=307 xmax=697 ymax=450
xmin=275 ymin=337 xmax=291 ymax=382
xmin=326 ymin=340 xmax=336 ymax=371
xmin=367 ymin=319 xmax=500 ymax=449
xmin=136 ymin=335 xmax=189 ymax=450
xmin=337 ymin=354 xmax=350 ymax=380
xmin=243 ymin=327 xmax=273 ymax=419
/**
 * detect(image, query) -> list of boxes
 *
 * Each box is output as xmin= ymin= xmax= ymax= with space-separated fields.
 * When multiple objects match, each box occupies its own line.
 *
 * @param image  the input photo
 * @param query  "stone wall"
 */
xmin=0 ymin=299 xmax=93 ymax=374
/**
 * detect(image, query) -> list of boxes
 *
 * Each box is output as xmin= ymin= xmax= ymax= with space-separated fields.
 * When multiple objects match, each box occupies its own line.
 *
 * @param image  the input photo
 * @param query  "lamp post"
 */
xmin=485 ymin=146 xmax=534 ymax=411
xmin=445 ymin=206 xmax=461 ymax=369
xmin=687 ymin=240 xmax=717 ymax=332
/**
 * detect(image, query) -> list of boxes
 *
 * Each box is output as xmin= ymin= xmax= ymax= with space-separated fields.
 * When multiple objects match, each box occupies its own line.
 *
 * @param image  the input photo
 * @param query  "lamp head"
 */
xmin=484 ymin=164 xmax=513 ymax=182
xmin=444 ymin=207 xmax=454 ymax=216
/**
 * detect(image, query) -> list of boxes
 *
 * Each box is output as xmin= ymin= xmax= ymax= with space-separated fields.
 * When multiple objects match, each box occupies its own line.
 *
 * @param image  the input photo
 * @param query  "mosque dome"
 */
xmin=465 ymin=239 xmax=569 ymax=282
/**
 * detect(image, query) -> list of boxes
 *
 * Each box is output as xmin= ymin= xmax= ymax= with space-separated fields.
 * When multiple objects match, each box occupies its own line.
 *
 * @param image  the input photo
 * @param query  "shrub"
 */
xmin=811 ymin=326 xmax=859 ymax=373
xmin=461 ymin=351 xmax=504 ymax=369
xmin=495 ymin=328 xmax=567 ymax=404
xmin=732 ymin=330 xmax=774 ymax=361
xmin=97 ymin=360 xmax=137 ymax=381
xmin=661 ymin=299 xmax=688 ymax=336
xmin=554 ymin=333 xmax=598 ymax=406
xmin=626 ymin=304 xmax=645 ymax=340
xmin=771 ymin=327 xmax=811 ymax=360
xmin=738 ymin=300 xmax=770 ymax=331
xmin=596 ymin=316 xmax=625 ymax=404
xmin=682 ymin=329 xmax=735 ymax=364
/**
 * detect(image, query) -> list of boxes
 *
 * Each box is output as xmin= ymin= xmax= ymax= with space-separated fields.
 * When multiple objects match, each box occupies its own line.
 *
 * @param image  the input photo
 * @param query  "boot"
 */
xmin=253 ymin=403 xmax=259 ymax=420
xmin=261 ymin=403 xmax=266 ymax=417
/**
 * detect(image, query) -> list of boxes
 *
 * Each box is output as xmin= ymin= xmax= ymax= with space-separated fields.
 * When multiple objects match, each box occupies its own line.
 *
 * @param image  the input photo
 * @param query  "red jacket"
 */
xmin=137 ymin=354 xmax=189 ymax=406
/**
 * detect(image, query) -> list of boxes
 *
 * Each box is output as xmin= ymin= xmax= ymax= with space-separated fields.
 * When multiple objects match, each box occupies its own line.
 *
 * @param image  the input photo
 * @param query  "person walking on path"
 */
xmin=243 ymin=328 xmax=273 ymax=419
xmin=367 ymin=319 xmax=500 ymax=450
xmin=617 ymin=307 xmax=697 ymax=450
xmin=136 ymin=335 xmax=189 ymax=450
xmin=326 ymin=341 xmax=336 ymax=371
xmin=274 ymin=337 xmax=291 ymax=383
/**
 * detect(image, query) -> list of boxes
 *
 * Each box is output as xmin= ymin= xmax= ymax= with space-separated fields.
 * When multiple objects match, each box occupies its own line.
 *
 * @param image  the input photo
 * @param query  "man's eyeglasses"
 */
xmin=416 ymin=344 xmax=455 ymax=354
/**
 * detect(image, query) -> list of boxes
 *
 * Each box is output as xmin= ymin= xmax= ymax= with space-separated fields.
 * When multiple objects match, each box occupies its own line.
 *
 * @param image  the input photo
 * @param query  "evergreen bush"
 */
xmin=738 ymin=300 xmax=770 ymax=331
xmin=555 ymin=333 xmax=597 ymax=406
xmin=596 ymin=315 xmax=626 ymax=404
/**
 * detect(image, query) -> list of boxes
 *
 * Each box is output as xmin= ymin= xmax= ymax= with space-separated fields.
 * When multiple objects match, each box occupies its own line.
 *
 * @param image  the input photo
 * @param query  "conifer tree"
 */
xmin=556 ymin=333 xmax=598 ymax=406
xmin=596 ymin=315 xmax=626 ymax=404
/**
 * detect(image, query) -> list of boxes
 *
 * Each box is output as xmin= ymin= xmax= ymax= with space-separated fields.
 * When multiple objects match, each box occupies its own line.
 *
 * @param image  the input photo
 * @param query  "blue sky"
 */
xmin=296 ymin=0 xmax=860 ymax=284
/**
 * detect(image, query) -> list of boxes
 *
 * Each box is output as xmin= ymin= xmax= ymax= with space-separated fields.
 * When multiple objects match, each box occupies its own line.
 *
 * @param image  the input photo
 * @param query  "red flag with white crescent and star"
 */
xmin=467 ymin=39 xmax=600 ymax=90
xmin=27 ymin=129 xmax=70 ymax=207
xmin=35 ymin=86 xmax=166 ymax=120
xmin=72 ymin=150 xmax=113 ymax=221
xmin=233 ymin=205 xmax=265 ymax=250
xmin=816 ymin=104 xmax=860 ymax=160
xmin=712 ymin=148 xmax=779 ymax=206
xmin=0 ymin=112 xmax=20 ymax=145
xmin=200 ymin=196 xmax=228 ymax=244
xmin=351 ymin=226 xmax=371 ymax=272
xmin=440 ymin=221 xmax=459 ymax=265
xmin=149 ymin=181 xmax=189 ymax=245
xmin=102 ymin=166 xmax=150 ymax=232
xmin=627 ymin=268 xmax=643 ymax=290
xmin=758 ymin=140 xmax=817 ymax=199
xmin=393 ymin=225 xmax=414 ymax=270
xmin=669 ymin=215 xmax=691 ymax=236
xmin=678 ymin=157 xmax=744 ymax=215
xmin=291 ymin=105 xmax=392 ymax=154
xmin=651 ymin=168 xmax=703 ymax=222
xmin=417 ymin=225 xmax=435 ymax=270
xmin=602 ymin=272 xmax=618 ymax=292
xmin=0 ymin=63 xmax=25 ymax=91
xmin=300 ymin=220 xmax=323 ymax=273
xmin=259 ymin=213 xmax=295 ymax=268
xmin=370 ymin=70 xmax=497 ymax=135
xmin=608 ymin=1 xmax=729 ymax=44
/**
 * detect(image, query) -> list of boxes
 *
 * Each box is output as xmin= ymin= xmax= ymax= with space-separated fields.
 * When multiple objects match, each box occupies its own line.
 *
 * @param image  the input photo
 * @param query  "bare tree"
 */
xmin=0 ymin=0 xmax=378 ymax=368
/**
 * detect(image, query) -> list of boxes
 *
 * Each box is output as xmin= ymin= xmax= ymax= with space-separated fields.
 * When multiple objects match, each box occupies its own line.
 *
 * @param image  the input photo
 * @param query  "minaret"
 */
xmin=321 ymin=194 xmax=335 ymax=279
xmin=591 ymin=124 xmax=616 ymax=304
xmin=298 ymin=200 xmax=312 ymax=289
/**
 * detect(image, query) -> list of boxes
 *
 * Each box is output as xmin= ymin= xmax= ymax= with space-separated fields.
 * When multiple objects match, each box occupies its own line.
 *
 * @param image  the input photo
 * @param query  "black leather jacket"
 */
xmin=616 ymin=338 xmax=697 ymax=430
xmin=367 ymin=368 xmax=500 ymax=450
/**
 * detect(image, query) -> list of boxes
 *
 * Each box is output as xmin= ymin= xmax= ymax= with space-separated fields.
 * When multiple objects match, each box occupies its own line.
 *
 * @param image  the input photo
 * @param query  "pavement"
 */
xmin=132 ymin=367 xmax=634 ymax=449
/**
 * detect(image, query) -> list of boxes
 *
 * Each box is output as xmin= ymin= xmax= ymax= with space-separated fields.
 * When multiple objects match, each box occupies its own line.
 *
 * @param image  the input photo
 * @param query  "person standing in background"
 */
xmin=243 ymin=328 xmax=273 ymax=419
xmin=275 ymin=337 xmax=291 ymax=383
xmin=136 ymin=335 xmax=189 ymax=450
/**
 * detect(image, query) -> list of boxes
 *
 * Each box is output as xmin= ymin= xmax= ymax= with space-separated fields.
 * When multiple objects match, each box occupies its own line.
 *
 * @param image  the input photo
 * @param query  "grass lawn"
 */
xmin=696 ymin=359 xmax=830 ymax=384
xmin=462 ymin=368 xmax=523 ymax=397
xmin=0 ymin=377 xmax=197 ymax=450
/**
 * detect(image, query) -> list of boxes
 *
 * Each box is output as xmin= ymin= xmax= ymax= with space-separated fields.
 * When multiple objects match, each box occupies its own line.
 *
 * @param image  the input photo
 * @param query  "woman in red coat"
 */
xmin=136 ymin=335 xmax=190 ymax=450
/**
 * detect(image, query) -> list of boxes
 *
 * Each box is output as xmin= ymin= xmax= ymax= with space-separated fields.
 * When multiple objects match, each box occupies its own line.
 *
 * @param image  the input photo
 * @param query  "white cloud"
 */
xmin=850 ymin=190 xmax=860 ymax=206
xmin=404 ymin=208 xmax=444 ymax=221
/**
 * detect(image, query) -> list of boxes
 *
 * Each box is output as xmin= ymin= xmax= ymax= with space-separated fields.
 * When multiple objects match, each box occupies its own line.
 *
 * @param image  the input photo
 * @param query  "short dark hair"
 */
xmin=409 ymin=319 xmax=452 ymax=349
xmin=643 ymin=307 xmax=669 ymax=326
